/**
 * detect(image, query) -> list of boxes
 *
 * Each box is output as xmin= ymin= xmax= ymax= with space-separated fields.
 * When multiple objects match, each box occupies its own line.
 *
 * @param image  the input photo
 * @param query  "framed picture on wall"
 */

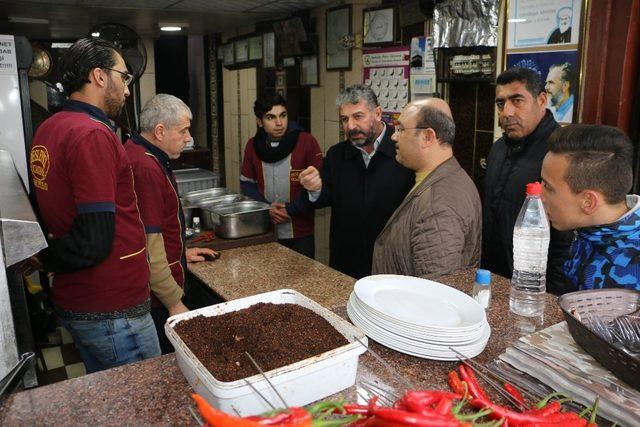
xmin=326 ymin=5 xmax=352 ymax=70
xmin=235 ymin=38 xmax=249 ymax=63
xmin=363 ymin=6 xmax=396 ymax=46
xmin=222 ymin=43 xmax=234 ymax=66
xmin=300 ymin=55 xmax=319 ymax=86
xmin=507 ymin=0 xmax=582 ymax=48
xmin=248 ymin=35 xmax=262 ymax=60
xmin=507 ymin=50 xmax=578 ymax=123
xmin=263 ymin=32 xmax=276 ymax=68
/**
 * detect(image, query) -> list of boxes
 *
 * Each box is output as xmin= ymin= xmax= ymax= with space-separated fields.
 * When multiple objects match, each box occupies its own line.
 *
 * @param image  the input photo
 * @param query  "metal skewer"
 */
xmin=189 ymin=406 xmax=204 ymax=426
xmin=245 ymin=351 xmax=289 ymax=409
xmin=355 ymin=337 xmax=416 ymax=390
xmin=449 ymin=347 xmax=526 ymax=411
xmin=244 ymin=379 xmax=276 ymax=410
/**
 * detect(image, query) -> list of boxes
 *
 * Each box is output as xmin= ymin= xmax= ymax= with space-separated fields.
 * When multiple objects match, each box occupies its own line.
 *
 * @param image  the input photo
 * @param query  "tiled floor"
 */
xmin=36 ymin=327 xmax=86 ymax=386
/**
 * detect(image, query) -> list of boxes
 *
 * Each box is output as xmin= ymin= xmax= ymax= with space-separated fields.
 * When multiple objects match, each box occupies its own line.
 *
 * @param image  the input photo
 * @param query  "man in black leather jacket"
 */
xmin=482 ymin=68 xmax=574 ymax=294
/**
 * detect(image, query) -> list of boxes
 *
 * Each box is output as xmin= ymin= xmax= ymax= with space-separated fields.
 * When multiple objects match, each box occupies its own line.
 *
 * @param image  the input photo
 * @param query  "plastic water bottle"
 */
xmin=472 ymin=269 xmax=491 ymax=309
xmin=510 ymin=182 xmax=549 ymax=317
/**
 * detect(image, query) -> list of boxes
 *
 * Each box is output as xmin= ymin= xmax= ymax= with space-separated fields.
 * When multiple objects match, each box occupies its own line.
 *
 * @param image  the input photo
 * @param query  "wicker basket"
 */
xmin=558 ymin=289 xmax=640 ymax=390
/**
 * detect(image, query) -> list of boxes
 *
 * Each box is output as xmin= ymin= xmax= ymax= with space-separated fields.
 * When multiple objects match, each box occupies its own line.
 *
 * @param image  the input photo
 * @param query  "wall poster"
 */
xmin=507 ymin=0 xmax=582 ymax=49
xmin=409 ymin=36 xmax=437 ymax=101
xmin=504 ymin=0 xmax=586 ymax=124
xmin=362 ymin=46 xmax=409 ymax=124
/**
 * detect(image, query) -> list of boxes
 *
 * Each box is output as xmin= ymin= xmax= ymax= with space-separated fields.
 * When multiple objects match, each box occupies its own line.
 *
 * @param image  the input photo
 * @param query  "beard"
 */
xmin=104 ymin=78 xmax=125 ymax=119
xmin=349 ymin=124 xmax=377 ymax=147
xmin=549 ymin=91 xmax=562 ymax=106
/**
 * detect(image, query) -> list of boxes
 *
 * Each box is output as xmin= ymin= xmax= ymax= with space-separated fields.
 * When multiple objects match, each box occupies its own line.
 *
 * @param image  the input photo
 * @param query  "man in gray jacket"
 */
xmin=371 ymin=98 xmax=482 ymax=279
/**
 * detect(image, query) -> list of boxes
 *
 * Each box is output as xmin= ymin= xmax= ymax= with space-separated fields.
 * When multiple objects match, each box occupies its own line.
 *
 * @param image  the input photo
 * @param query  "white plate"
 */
xmin=354 ymin=275 xmax=486 ymax=330
xmin=350 ymin=293 xmax=486 ymax=337
xmin=348 ymin=294 xmax=486 ymax=343
xmin=348 ymin=300 xmax=490 ymax=351
xmin=347 ymin=302 xmax=490 ymax=361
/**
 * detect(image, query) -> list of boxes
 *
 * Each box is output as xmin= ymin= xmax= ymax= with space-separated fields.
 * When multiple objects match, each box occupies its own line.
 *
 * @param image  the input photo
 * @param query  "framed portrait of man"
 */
xmin=363 ymin=6 xmax=396 ymax=46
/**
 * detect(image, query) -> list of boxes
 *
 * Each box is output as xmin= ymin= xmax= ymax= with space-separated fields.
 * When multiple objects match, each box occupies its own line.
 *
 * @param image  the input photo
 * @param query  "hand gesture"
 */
xmin=299 ymin=166 xmax=322 ymax=192
xmin=269 ymin=202 xmax=291 ymax=224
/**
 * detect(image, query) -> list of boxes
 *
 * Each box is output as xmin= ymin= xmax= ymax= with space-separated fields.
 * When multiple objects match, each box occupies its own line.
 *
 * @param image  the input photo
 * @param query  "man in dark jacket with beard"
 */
xmin=482 ymin=68 xmax=573 ymax=294
xmin=299 ymin=84 xmax=414 ymax=279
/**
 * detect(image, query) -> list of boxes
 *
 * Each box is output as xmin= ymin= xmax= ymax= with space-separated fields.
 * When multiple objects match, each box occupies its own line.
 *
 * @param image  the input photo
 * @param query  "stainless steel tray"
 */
xmin=203 ymin=201 xmax=271 ymax=239
xmin=199 ymin=194 xmax=249 ymax=230
xmin=182 ymin=187 xmax=229 ymax=205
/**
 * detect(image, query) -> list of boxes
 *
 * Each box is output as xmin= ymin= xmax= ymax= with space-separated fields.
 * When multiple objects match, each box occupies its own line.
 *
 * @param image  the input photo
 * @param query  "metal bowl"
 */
xmin=203 ymin=201 xmax=271 ymax=239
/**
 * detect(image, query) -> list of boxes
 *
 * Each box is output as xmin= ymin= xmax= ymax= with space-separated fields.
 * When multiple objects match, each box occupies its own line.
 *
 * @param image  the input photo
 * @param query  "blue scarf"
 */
xmin=563 ymin=203 xmax=640 ymax=290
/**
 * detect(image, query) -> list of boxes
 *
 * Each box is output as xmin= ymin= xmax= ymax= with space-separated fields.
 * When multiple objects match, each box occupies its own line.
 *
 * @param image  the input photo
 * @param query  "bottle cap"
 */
xmin=526 ymin=182 xmax=542 ymax=196
xmin=475 ymin=269 xmax=491 ymax=285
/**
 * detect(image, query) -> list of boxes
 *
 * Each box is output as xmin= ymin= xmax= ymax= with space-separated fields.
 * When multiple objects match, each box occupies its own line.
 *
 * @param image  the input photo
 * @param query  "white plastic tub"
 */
xmin=165 ymin=289 xmax=368 ymax=416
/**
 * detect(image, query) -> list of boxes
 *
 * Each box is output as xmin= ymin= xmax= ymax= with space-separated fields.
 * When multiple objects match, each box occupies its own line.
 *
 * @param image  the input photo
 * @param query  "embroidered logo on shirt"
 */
xmin=290 ymin=169 xmax=303 ymax=182
xmin=30 ymin=145 xmax=50 ymax=191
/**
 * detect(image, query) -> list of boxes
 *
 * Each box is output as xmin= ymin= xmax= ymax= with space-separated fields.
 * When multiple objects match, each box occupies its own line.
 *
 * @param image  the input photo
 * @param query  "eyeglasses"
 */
xmin=394 ymin=126 xmax=431 ymax=135
xmin=103 ymin=68 xmax=134 ymax=86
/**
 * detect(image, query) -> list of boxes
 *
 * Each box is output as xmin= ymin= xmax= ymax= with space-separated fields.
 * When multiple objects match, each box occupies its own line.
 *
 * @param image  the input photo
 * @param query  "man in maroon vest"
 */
xmin=30 ymin=37 xmax=160 ymax=372
xmin=125 ymin=94 xmax=217 ymax=353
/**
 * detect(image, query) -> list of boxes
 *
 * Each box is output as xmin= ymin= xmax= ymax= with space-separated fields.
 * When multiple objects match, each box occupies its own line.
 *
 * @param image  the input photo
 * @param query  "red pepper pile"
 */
xmin=449 ymin=365 xmax=600 ymax=427
xmin=192 ymin=393 xmax=358 ymax=426
xmin=191 ymin=365 xmax=601 ymax=427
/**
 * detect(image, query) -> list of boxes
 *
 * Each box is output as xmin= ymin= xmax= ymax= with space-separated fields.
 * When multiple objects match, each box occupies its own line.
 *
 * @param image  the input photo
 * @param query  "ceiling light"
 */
xmin=159 ymin=22 xmax=188 ymax=32
xmin=91 ymin=32 xmax=100 ymax=37
xmin=8 ymin=16 xmax=49 ymax=24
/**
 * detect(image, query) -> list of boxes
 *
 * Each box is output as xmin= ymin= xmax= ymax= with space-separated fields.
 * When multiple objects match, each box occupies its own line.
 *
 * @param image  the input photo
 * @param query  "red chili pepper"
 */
xmin=402 ymin=391 xmax=461 ymax=413
xmin=393 ymin=399 xmax=408 ymax=410
xmin=244 ymin=412 xmax=291 ymax=424
xmin=458 ymin=366 xmax=489 ymax=401
xmin=277 ymin=407 xmax=313 ymax=426
xmin=448 ymin=371 xmax=466 ymax=395
xmin=192 ymin=394 xmax=261 ymax=427
xmin=524 ymin=401 xmax=561 ymax=417
xmin=361 ymin=417 xmax=413 ymax=427
xmin=341 ymin=404 xmax=371 ymax=415
xmin=504 ymin=383 xmax=526 ymax=407
xmin=370 ymin=407 xmax=461 ymax=426
xmin=470 ymin=398 xmax=584 ymax=426
xmin=519 ymin=420 xmax=587 ymax=427
xmin=434 ymin=398 xmax=453 ymax=416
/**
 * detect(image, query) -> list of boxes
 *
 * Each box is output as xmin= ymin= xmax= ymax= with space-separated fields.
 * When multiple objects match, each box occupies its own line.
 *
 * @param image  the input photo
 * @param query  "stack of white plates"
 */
xmin=347 ymin=275 xmax=491 ymax=360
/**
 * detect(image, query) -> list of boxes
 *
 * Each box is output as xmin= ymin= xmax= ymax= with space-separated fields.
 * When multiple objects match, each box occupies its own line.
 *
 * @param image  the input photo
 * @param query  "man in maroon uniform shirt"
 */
xmin=29 ymin=37 xmax=160 ymax=372
xmin=125 ymin=94 xmax=217 ymax=353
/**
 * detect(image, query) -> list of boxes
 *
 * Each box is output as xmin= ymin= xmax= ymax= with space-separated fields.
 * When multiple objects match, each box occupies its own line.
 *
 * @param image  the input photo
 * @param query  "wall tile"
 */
xmin=324 ymin=120 xmax=341 ymax=153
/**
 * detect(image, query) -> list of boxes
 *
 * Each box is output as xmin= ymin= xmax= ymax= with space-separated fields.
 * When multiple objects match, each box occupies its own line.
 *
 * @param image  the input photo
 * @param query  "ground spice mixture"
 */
xmin=173 ymin=302 xmax=349 ymax=382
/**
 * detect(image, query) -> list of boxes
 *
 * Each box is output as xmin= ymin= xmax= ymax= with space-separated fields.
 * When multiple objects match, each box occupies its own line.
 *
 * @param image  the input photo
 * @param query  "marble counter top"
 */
xmin=0 ymin=247 xmax=564 ymax=426
xmin=187 ymin=242 xmax=355 ymax=309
